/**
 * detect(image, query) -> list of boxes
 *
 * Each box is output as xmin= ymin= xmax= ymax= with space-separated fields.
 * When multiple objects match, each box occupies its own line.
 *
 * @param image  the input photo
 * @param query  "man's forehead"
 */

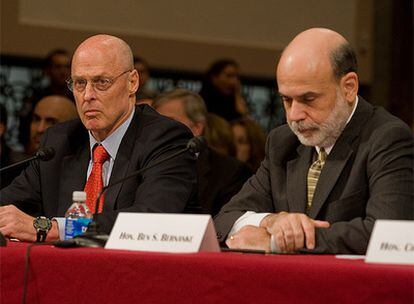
xmin=71 ymin=61 xmax=117 ymax=78
xmin=35 ymin=101 xmax=65 ymax=118
xmin=33 ymin=110 xmax=59 ymax=120
xmin=72 ymin=47 xmax=118 ymax=70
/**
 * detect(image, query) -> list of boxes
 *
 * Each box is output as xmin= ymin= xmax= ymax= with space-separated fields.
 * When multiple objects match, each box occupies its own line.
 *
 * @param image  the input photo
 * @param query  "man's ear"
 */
xmin=129 ymin=69 xmax=139 ymax=95
xmin=341 ymin=72 xmax=359 ymax=104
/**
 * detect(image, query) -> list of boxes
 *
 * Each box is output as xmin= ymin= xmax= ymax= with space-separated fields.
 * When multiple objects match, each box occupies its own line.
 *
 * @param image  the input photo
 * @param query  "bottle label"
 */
xmin=64 ymin=217 xmax=92 ymax=240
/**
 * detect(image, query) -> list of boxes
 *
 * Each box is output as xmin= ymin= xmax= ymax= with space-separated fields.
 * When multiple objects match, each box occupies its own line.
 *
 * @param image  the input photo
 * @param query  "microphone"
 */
xmin=0 ymin=147 xmax=55 ymax=173
xmin=55 ymin=136 xmax=206 ymax=248
xmin=35 ymin=147 xmax=55 ymax=161
xmin=186 ymin=136 xmax=206 ymax=154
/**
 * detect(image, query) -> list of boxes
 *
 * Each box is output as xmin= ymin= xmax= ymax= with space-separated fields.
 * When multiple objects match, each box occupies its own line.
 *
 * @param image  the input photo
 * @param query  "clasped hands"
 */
xmin=226 ymin=212 xmax=330 ymax=253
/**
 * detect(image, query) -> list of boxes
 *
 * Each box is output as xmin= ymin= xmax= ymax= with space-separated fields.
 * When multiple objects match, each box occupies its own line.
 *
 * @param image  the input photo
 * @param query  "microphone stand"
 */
xmin=0 ymin=147 xmax=55 ymax=173
xmin=0 ymin=155 xmax=38 ymax=173
xmin=59 ymin=138 xmax=204 ymax=248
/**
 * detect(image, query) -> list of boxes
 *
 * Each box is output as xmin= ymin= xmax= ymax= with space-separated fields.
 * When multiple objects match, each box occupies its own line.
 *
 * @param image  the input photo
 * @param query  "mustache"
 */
xmin=289 ymin=120 xmax=319 ymax=132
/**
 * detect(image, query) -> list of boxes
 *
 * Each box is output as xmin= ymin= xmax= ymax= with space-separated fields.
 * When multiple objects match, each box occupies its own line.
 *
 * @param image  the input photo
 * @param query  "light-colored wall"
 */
xmin=1 ymin=0 xmax=373 ymax=82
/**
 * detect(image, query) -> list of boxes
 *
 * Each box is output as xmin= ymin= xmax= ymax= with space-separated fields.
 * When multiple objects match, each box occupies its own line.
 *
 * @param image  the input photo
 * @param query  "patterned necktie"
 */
xmin=307 ymin=148 xmax=327 ymax=212
xmin=84 ymin=145 xmax=110 ymax=214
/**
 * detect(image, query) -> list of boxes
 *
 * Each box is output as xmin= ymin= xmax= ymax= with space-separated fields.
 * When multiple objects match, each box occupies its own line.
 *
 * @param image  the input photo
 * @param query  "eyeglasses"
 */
xmin=66 ymin=70 xmax=131 ymax=92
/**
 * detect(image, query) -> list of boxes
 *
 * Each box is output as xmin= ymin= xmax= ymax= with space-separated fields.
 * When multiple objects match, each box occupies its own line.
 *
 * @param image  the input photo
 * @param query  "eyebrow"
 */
xmin=278 ymin=91 xmax=320 ymax=99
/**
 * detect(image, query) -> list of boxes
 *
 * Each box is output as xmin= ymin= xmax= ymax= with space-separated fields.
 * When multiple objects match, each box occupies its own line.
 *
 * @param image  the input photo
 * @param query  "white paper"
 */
xmin=335 ymin=255 xmax=365 ymax=260
xmin=365 ymin=220 xmax=414 ymax=265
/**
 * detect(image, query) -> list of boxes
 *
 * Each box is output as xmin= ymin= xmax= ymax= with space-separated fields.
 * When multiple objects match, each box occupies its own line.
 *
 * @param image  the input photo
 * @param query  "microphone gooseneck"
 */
xmin=56 ymin=136 xmax=206 ymax=248
xmin=0 ymin=147 xmax=56 ymax=173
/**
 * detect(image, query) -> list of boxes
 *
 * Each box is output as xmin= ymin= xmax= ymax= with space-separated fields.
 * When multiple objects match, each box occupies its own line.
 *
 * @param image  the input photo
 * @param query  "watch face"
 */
xmin=34 ymin=217 xmax=52 ymax=231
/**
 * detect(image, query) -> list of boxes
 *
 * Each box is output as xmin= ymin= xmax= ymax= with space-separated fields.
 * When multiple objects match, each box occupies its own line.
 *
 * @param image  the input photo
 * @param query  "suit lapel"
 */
xmin=103 ymin=109 xmax=139 ymax=211
xmin=308 ymin=143 xmax=353 ymax=218
xmin=308 ymin=97 xmax=373 ymax=218
xmin=58 ymin=143 xmax=90 ymax=215
xmin=287 ymin=145 xmax=313 ymax=213
xmin=104 ymin=146 xmax=131 ymax=210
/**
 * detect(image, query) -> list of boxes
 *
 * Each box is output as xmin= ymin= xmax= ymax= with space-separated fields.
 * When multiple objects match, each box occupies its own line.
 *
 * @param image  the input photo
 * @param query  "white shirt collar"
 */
xmin=88 ymin=107 xmax=135 ymax=160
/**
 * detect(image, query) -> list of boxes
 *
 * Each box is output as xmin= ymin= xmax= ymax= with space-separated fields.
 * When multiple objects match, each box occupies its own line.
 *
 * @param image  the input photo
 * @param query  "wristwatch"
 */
xmin=33 ymin=216 xmax=52 ymax=242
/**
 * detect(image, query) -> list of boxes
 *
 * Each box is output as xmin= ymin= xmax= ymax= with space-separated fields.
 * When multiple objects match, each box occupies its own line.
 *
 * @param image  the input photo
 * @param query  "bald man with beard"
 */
xmin=215 ymin=28 xmax=413 ymax=254
xmin=0 ymin=34 xmax=196 ymax=242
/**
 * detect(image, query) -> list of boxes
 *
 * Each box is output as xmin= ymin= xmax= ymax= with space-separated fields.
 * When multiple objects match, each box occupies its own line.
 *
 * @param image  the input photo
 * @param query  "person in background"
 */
xmin=231 ymin=117 xmax=266 ymax=172
xmin=1 ymin=96 xmax=77 ymax=188
xmin=204 ymin=113 xmax=236 ymax=157
xmin=215 ymin=28 xmax=413 ymax=254
xmin=154 ymin=89 xmax=252 ymax=216
xmin=41 ymin=49 xmax=73 ymax=99
xmin=199 ymin=59 xmax=249 ymax=121
xmin=134 ymin=56 xmax=158 ymax=106
xmin=19 ymin=49 xmax=74 ymax=148
xmin=0 ymin=104 xmax=26 ymax=188
xmin=0 ymin=35 xmax=196 ymax=242
xmin=26 ymin=95 xmax=78 ymax=156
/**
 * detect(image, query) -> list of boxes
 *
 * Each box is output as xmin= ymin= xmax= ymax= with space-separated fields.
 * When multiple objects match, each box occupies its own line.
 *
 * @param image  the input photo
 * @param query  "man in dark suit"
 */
xmin=0 ymin=35 xmax=196 ymax=242
xmin=215 ymin=28 xmax=413 ymax=254
xmin=153 ymin=89 xmax=252 ymax=216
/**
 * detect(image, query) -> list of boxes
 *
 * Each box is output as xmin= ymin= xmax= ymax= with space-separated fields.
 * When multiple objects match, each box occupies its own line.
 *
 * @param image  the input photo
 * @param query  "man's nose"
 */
xmin=83 ymin=82 xmax=97 ymax=101
xmin=37 ymin=120 xmax=48 ymax=134
xmin=287 ymin=100 xmax=307 ymax=122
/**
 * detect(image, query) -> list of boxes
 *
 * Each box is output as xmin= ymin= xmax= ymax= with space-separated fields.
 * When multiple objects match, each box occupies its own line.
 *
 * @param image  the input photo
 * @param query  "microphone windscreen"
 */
xmin=187 ymin=136 xmax=207 ymax=154
xmin=36 ymin=147 xmax=55 ymax=161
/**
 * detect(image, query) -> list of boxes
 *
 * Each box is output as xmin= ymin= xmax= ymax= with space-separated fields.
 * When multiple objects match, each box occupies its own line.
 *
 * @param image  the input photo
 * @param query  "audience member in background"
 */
xmin=19 ymin=49 xmax=74 ymax=148
xmin=0 ymin=104 xmax=26 ymax=188
xmin=154 ymin=89 xmax=252 ymax=216
xmin=199 ymin=59 xmax=249 ymax=121
xmin=134 ymin=56 xmax=158 ymax=106
xmin=204 ymin=113 xmax=236 ymax=157
xmin=26 ymin=95 xmax=78 ymax=156
xmin=215 ymin=28 xmax=413 ymax=254
xmin=39 ymin=49 xmax=73 ymax=99
xmin=231 ymin=118 xmax=266 ymax=172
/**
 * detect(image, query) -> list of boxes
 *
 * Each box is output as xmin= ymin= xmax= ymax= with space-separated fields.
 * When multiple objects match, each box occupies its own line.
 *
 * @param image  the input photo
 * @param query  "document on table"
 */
xmin=335 ymin=255 xmax=365 ymax=259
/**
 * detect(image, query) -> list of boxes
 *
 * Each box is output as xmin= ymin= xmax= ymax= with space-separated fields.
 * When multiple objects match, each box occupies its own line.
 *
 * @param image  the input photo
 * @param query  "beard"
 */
xmin=288 ymin=92 xmax=353 ymax=147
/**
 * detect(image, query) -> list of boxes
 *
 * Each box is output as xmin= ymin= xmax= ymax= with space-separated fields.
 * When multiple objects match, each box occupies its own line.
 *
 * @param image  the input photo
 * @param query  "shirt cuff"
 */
xmin=53 ymin=217 xmax=66 ymax=241
xmin=228 ymin=211 xmax=270 ymax=237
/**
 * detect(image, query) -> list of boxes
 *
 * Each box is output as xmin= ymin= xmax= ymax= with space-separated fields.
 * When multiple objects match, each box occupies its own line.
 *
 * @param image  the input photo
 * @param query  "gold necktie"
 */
xmin=307 ymin=148 xmax=327 ymax=212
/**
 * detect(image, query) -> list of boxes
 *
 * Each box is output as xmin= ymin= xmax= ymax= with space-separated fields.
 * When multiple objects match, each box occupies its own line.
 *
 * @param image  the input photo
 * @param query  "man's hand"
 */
xmin=226 ymin=225 xmax=271 ymax=252
xmin=0 ymin=205 xmax=59 ymax=242
xmin=260 ymin=212 xmax=330 ymax=253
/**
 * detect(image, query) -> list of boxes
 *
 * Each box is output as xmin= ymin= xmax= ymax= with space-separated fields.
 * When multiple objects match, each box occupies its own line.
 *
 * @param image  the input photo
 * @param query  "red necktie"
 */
xmin=84 ymin=145 xmax=110 ymax=214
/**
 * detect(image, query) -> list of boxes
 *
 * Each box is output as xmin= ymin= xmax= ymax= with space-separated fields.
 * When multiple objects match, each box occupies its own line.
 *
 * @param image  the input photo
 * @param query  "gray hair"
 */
xmin=330 ymin=42 xmax=358 ymax=80
xmin=153 ymin=88 xmax=207 ymax=124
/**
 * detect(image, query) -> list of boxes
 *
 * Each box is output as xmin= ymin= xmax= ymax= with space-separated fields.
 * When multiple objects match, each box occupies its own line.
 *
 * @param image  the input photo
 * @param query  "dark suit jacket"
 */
xmin=0 ymin=105 xmax=197 ymax=233
xmin=197 ymin=147 xmax=252 ymax=216
xmin=214 ymin=98 xmax=414 ymax=254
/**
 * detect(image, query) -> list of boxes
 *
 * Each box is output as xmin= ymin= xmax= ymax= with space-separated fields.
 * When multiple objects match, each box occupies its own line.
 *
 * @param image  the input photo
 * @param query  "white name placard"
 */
xmin=365 ymin=220 xmax=414 ymax=265
xmin=105 ymin=213 xmax=220 ymax=253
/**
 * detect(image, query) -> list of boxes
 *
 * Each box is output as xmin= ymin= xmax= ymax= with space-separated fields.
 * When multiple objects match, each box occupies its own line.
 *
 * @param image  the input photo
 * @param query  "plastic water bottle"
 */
xmin=64 ymin=191 xmax=93 ymax=240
